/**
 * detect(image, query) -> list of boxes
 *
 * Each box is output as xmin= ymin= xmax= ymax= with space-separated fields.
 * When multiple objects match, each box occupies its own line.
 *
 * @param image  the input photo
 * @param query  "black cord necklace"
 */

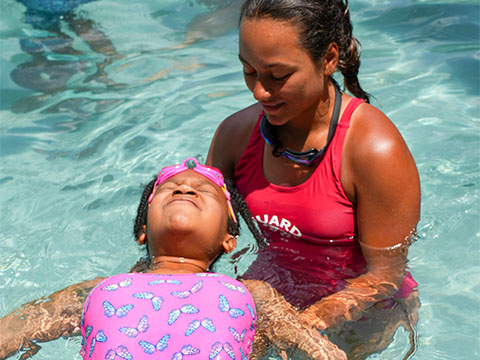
xmin=260 ymin=80 xmax=342 ymax=167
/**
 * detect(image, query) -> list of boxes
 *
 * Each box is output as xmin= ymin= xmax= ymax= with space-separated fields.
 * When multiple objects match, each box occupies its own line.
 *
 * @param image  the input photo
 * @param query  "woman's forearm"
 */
xmin=0 ymin=277 xmax=104 ymax=360
xmin=301 ymin=243 xmax=409 ymax=330
xmin=300 ymin=270 xmax=403 ymax=330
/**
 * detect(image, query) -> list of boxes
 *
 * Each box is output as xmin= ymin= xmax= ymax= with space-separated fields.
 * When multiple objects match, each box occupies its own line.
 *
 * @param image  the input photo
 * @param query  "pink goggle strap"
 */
xmin=147 ymin=158 xmax=237 ymax=223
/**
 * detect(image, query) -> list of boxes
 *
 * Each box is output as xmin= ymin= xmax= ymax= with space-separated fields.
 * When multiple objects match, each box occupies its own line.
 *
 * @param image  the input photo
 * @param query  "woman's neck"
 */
xmin=278 ymin=84 xmax=335 ymax=150
xmin=148 ymin=255 xmax=208 ymax=274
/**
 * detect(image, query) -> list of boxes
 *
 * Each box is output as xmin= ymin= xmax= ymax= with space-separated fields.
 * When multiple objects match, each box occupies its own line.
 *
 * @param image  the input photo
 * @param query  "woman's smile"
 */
xmin=262 ymin=102 xmax=285 ymax=113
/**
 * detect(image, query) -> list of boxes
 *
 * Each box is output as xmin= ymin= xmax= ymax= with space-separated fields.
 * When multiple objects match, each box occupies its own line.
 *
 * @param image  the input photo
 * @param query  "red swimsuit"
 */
xmin=234 ymin=99 xmax=416 ymax=309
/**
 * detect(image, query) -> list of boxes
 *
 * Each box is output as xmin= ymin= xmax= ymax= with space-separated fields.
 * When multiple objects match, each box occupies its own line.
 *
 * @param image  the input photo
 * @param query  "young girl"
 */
xmin=0 ymin=157 xmax=346 ymax=360
xmin=79 ymin=157 xmax=256 ymax=359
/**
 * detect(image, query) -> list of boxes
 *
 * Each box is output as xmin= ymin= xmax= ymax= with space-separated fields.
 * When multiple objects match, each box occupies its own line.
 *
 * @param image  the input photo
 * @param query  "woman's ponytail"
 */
xmin=337 ymin=1 xmax=370 ymax=103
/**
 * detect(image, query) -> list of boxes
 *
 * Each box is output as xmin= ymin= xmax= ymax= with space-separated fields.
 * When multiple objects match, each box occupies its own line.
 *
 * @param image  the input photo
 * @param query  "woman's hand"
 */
xmin=243 ymin=279 xmax=346 ymax=359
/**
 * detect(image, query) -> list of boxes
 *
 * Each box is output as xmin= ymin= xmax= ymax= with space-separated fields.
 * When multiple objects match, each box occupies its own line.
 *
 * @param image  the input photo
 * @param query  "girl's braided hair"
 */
xmin=240 ymin=0 xmax=370 ymax=103
xmin=130 ymin=174 xmax=265 ymax=272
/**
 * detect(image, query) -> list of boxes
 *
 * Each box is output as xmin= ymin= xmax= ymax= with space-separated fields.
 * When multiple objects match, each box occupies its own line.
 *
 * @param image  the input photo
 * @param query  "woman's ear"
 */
xmin=323 ymin=42 xmax=339 ymax=76
xmin=222 ymin=234 xmax=237 ymax=254
xmin=136 ymin=229 xmax=147 ymax=246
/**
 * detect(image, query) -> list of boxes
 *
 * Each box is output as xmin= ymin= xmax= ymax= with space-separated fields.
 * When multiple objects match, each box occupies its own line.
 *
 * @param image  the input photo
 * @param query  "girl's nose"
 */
xmin=172 ymin=183 xmax=197 ymax=196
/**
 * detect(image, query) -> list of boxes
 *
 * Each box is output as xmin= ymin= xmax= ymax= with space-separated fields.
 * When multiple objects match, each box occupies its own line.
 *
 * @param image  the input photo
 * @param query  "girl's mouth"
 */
xmin=166 ymin=197 xmax=199 ymax=208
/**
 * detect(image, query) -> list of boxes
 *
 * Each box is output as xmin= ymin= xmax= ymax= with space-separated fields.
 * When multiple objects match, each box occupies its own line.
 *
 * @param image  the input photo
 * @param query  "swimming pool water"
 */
xmin=0 ymin=0 xmax=478 ymax=359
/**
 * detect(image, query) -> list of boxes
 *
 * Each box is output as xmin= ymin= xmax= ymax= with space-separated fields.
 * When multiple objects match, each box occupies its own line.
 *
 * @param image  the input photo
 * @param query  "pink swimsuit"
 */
xmin=235 ymin=99 xmax=417 ymax=309
xmin=80 ymin=272 xmax=256 ymax=359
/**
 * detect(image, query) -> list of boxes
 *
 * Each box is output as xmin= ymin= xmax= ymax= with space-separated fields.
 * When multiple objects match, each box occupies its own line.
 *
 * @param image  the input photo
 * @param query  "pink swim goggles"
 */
xmin=148 ymin=157 xmax=237 ymax=223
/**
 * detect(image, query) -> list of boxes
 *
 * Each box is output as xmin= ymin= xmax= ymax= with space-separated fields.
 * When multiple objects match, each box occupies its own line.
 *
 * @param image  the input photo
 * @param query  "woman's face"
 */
xmin=239 ymin=17 xmax=329 ymax=125
xmin=146 ymin=170 xmax=231 ymax=261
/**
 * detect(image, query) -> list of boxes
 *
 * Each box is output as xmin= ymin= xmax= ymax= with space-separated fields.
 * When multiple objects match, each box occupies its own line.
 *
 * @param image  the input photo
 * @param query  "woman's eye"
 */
xmin=273 ymin=73 xmax=291 ymax=81
xmin=243 ymin=69 xmax=256 ymax=77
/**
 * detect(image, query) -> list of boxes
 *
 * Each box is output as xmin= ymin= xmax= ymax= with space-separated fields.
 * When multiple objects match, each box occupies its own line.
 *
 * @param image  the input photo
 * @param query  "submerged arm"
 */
xmin=0 ymin=277 xmax=104 ymax=360
xmin=300 ymin=104 xmax=421 ymax=330
xmin=299 ymin=243 xmax=413 ymax=330
xmin=243 ymin=279 xmax=346 ymax=359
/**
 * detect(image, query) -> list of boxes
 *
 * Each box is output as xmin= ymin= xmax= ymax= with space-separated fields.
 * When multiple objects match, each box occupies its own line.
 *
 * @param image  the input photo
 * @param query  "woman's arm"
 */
xmin=300 ymin=103 xmax=421 ymax=330
xmin=243 ymin=279 xmax=347 ymax=359
xmin=0 ymin=277 xmax=104 ymax=360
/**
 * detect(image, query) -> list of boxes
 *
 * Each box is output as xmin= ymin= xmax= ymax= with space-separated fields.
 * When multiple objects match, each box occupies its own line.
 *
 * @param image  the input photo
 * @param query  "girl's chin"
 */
xmin=162 ymin=212 xmax=198 ymax=231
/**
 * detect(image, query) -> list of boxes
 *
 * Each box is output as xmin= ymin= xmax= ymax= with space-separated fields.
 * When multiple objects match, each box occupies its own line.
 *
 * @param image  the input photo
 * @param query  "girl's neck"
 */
xmin=148 ymin=255 xmax=208 ymax=274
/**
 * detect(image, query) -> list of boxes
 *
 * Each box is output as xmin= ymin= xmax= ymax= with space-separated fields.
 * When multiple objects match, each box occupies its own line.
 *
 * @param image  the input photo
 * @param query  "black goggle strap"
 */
xmin=260 ymin=78 xmax=342 ymax=165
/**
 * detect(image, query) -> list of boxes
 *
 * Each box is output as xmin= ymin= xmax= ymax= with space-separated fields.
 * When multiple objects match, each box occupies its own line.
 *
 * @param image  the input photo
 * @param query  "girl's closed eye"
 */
xmin=197 ymin=184 xmax=218 ymax=196
xmin=157 ymin=183 xmax=176 ymax=192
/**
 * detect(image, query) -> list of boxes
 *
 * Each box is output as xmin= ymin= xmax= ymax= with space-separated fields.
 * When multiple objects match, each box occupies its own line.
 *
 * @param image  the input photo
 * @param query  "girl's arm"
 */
xmin=242 ymin=279 xmax=347 ymax=359
xmin=300 ymin=104 xmax=421 ymax=330
xmin=0 ymin=277 xmax=104 ymax=360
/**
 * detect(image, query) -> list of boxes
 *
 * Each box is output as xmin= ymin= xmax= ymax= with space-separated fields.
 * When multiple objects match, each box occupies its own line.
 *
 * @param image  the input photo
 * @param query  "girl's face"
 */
xmin=239 ymin=17 xmax=333 ymax=125
xmin=146 ymin=170 xmax=233 ymax=261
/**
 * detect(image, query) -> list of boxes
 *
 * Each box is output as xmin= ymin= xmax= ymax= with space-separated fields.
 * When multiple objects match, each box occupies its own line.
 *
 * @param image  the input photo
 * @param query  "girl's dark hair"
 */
xmin=225 ymin=179 xmax=265 ymax=247
xmin=240 ymin=0 xmax=370 ymax=103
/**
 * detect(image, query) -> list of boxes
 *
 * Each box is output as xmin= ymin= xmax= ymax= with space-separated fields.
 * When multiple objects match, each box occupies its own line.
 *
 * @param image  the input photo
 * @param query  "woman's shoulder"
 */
xmin=224 ymin=102 xmax=262 ymax=126
xmin=207 ymin=103 xmax=262 ymax=177
xmin=216 ymin=103 xmax=262 ymax=145
xmin=346 ymin=102 xmax=412 ymax=164
xmin=342 ymin=101 xmax=418 ymax=198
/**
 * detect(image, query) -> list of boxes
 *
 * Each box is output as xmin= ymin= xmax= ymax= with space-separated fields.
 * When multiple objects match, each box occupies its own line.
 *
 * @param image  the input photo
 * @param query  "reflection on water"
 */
xmin=358 ymin=2 xmax=479 ymax=95
xmin=11 ymin=0 xmax=123 ymax=113
xmin=183 ymin=0 xmax=242 ymax=46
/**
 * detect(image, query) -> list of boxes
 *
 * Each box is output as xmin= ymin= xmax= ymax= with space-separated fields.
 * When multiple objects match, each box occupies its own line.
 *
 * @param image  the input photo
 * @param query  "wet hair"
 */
xmin=239 ymin=0 xmax=370 ymax=103
xmin=132 ymin=176 xmax=265 ymax=255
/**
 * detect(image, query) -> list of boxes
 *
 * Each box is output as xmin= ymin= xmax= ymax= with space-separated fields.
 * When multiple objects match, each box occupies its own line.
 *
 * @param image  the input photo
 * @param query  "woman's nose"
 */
xmin=252 ymin=79 xmax=271 ymax=102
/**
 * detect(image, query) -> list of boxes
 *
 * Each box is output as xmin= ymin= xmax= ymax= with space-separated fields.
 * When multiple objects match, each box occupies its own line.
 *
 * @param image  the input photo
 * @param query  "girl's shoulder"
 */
xmin=88 ymin=273 xmax=252 ymax=302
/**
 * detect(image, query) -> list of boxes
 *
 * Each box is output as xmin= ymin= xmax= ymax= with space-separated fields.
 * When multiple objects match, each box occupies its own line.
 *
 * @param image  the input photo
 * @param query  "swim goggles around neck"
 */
xmin=148 ymin=157 xmax=237 ymax=223
xmin=260 ymin=79 xmax=342 ymax=167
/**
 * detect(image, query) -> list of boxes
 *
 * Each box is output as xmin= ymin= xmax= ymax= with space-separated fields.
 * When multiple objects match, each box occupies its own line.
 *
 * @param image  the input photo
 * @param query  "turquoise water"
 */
xmin=0 ymin=0 xmax=478 ymax=359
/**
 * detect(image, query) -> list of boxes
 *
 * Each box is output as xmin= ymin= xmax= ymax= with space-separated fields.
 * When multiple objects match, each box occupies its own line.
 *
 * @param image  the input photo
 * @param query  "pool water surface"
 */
xmin=0 ymin=0 xmax=479 ymax=359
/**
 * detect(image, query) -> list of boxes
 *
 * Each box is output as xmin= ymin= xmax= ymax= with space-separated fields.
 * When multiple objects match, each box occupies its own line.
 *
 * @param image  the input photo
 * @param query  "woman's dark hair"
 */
xmin=239 ymin=0 xmax=370 ymax=103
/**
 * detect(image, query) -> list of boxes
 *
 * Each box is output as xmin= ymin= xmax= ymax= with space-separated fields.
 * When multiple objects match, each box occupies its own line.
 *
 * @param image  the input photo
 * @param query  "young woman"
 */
xmin=0 ymin=158 xmax=346 ymax=360
xmin=207 ymin=0 xmax=421 ymax=357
